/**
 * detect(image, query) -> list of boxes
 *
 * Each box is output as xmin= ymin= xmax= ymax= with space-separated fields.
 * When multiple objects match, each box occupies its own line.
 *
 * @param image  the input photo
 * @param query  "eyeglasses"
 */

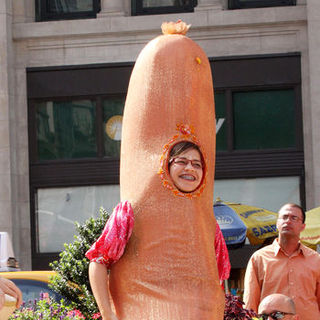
xmin=259 ymin=311 xmax=294 ymax=320
xmin=169 ymin=157 xmax=203 ymax=170
xmin=278 ymin=214 xmax=303 ymax=223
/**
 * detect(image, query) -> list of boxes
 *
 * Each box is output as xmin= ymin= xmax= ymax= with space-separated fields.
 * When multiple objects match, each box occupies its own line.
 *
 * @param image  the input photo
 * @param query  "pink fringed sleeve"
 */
xmin=215 ymin=222 xmax=231 ymax=283
xmin=85 ymin=201 xmax=134 ymax=268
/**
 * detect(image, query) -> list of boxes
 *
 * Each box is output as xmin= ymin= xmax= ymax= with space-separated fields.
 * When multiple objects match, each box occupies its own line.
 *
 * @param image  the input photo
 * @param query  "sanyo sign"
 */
xmin=216 ymin=118 xmax=225 ymax=134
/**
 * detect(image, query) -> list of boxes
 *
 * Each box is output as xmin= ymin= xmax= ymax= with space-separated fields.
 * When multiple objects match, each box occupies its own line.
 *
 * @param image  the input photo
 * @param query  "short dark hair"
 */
xmin=279 ymin=203 xmax=306 ymax=223
xmin=169 ymin=141 xmax=200 ymax=158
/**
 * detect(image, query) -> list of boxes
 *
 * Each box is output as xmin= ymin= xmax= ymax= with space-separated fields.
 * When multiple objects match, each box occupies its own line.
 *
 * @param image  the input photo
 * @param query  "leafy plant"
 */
xmin=224 ymin=293 xmax=259 ymax=320
xmin=8 ymin=292 xmax=93 ymax=320
xmin=48 ymin=207 xmax=110 ymax=318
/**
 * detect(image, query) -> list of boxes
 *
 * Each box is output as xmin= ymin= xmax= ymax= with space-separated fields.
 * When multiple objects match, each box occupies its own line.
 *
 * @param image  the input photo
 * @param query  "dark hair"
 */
xmin=169 ymin=141 xmax=204 ymax=166
xmin=279 ymin=203 xmax=306 ymax=223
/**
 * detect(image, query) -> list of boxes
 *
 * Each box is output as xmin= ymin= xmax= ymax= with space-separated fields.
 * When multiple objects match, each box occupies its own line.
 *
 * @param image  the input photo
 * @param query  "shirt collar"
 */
xmin=272 ymin=238 xmax=305 ymax=257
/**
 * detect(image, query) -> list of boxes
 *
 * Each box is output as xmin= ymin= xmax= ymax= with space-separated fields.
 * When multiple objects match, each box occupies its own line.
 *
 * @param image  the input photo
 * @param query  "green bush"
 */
xmin=48 ymin=207 xmax=110 ymax=318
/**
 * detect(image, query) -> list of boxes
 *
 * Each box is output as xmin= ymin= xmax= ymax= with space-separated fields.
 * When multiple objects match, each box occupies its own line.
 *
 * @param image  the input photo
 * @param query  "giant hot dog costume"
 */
xmin=87 ymin=21 xmax=225 ymax=320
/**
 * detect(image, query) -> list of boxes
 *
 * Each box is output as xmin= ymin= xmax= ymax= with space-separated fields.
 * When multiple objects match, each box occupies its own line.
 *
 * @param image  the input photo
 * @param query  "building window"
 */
xmin=229 ymin=0 xmax=296 ymax=9
xmin=103 ymin=97 xmax=125 ymax=158
xmin=28 ymin=64 xmax=132 ymax=269
xmin=214 ymin=176 xmax=301 ymax=212
xmin=36 ymin=100 xmax=97 ymax=160
xmin=132 ymin=0 xmax=197 ymax=15
xmin=215 ymin=92 xmax=227 ymax=151
xmin=36 ymin=185 xmax=120 ymax=253
xmin=215 ymin=89 xmax=297 ymax=151
xmin=36 ymin=0 xmax=101 ymax=21
xmin=31 ymin=95 xmax=125 ymax=256
xmin=212 ymin=55 xmax=304 ymax=275
xmin=35 ymin=97 xmax=125 ymax=161
xmin=212 ymin=53 xmax=304 ymax=204
xmin=233 ymin=90 xmax=295 ymax=150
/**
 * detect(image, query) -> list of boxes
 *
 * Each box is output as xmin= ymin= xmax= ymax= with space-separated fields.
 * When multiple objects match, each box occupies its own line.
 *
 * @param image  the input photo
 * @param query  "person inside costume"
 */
xmin=86 ymin=141 xmax=230 ymax=320
xmin=87 ymin=141 xmax=206 ymax=320
xmin=86 ymin=20 xmax=228 ymax=320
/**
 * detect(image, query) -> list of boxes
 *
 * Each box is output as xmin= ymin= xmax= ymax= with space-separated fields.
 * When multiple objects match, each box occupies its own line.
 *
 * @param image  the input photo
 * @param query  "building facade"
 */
xmin=0 ymin=0 xmax=319 ymax=270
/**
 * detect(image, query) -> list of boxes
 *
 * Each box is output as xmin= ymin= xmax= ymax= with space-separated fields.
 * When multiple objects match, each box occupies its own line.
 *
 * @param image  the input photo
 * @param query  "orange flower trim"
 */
xmin=158 ymin=123 xmax=207 ymax=199
xmin=161 ymin=20 xmax=191 ymax=36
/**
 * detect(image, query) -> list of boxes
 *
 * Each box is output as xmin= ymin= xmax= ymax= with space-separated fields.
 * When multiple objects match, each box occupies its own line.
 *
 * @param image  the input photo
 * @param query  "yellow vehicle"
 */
xmin=0 ymin=270 xmax=63 ymax=303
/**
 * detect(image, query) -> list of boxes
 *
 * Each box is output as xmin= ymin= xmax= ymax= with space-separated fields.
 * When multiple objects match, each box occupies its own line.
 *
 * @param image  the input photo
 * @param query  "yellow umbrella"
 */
xmin=215 ymin=198 xmax=278 ymax=245
xmin=300 ymin=207 xmax=320 ymax=247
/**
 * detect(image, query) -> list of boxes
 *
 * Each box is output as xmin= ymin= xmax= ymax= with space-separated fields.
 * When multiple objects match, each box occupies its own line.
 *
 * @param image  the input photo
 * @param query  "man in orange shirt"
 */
xmin=243 ymin=203 xmax=320 ymax=320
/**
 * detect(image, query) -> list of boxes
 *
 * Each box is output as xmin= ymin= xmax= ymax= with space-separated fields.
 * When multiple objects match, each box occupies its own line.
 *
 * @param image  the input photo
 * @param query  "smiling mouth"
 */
xmin=180 ymin=174 xmax=196 ymax=181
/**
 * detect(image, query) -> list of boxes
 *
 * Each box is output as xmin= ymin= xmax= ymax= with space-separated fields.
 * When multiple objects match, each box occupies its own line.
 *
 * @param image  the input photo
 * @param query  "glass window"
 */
xmin=214 ymin=176 xmax=300 ymax=212
xmin=47 ymin=0 xmax=94 ymax=13
xmin=229 ymin=0 xmax=296 ymax=10
xmin=143 ymin=0 xmax=192 ymax=7
xmin=215 ymin=92 xmax=227 ymax=151
xmin=36 ymin=100 xmax=97 ymax=160
xmin=132 ymin=0 xmax=196 ymax=15
xmin=233 ymin=89 xmax=295 ymax=150
xmin=36 ymin=0 xmax=100 ymax=21
xmin=103 ymin=97 xmax=125 ymax=158
xmin=36 ymin=185 xmax=120 ymax=253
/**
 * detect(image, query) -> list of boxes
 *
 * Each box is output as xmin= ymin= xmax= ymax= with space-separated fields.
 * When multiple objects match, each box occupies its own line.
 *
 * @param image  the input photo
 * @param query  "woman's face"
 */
xmin=169 ymin=147 xmax=203 ymax=193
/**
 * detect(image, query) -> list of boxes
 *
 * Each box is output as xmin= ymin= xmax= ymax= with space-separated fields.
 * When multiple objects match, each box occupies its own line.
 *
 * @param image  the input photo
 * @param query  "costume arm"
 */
xmin=86 ymin=201 xmax=134 ymax=267
xmin=316 ymin=274 xmax=320 ymax=312
xmin=243 ymin=255 xmax=261 ymax=312
xmin=89 ymin=262 xmax=118 ymax=320
xmin=215 ymin=222 xmax=231 ymax=284
xmin=86 ymin=202 xmax=134 ymax=319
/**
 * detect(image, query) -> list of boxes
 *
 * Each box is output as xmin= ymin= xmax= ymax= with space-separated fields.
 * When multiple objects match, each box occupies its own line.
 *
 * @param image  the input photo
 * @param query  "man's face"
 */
xmin=276 ymin=205 xmax=305 ymax=238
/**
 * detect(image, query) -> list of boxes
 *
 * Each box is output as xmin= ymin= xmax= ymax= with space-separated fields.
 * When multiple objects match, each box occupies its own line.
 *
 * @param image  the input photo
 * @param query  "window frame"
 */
xmin=29 ymin=95 xmax=124 ymax=269
xmin=29 ymin=95 xmax=126 ymax=163
xmin=35 ymin=0 xmax=101 ymax=22
xmin=211 ymin=54 xmax=305 ymax=270
xmin=27 ymin=63 xmax=133 ymax=269
xmin=228 ymin=0 xmax=296 ymax=10
xmin=215 ymin=86 xmax=302 ymax=153
xmin=210 ymin=53 xmax=304 ymax=181
xmin=132 ymin=0 xmax=197 ymax=16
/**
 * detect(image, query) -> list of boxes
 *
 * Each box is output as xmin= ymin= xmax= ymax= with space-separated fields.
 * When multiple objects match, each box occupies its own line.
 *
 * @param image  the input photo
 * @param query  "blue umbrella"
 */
xmin=214 ymin=202 xmax=247 ymax=246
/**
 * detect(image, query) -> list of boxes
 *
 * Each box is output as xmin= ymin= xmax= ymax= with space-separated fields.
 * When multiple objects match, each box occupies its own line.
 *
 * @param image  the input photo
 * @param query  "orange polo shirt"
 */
xmin=243 ymin=239 xmax=320 ymax=320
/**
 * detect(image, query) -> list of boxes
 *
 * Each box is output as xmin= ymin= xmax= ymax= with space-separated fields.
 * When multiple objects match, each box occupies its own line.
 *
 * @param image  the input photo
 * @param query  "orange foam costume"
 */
xmin=88 ymin=21 xmax=225 ymax=320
